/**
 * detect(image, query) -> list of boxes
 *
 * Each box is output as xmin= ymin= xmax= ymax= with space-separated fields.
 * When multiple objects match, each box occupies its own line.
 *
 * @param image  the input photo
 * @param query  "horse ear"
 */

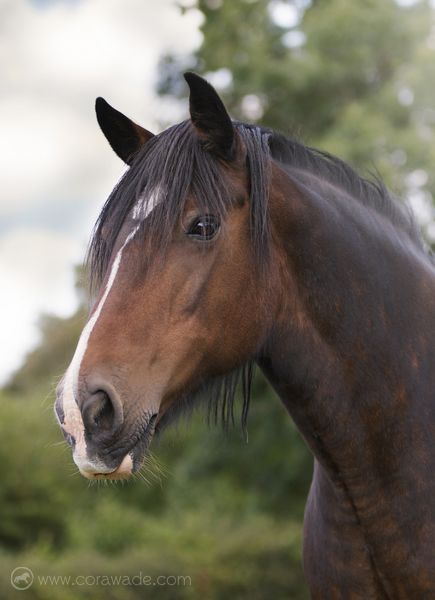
xmin=95 ymin=97 xmax=154 ymax=165
xmin=184 ymin=72 xmax=235 ymax=160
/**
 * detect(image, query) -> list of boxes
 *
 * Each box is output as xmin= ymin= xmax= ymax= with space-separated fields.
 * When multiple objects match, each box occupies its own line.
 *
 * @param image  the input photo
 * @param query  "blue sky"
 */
xmin=0 ymin=0 xmax=202 ymax=382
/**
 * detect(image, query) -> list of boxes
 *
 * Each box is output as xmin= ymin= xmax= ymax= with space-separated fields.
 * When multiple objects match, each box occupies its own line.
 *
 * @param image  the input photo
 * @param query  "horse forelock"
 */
xmin=86 ymin=120 xmax=272 ymax=295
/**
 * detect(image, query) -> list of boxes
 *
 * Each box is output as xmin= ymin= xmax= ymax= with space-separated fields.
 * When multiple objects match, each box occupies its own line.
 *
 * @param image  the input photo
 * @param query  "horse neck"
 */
xmin=260 ymin=167 xmax=435 ymax=516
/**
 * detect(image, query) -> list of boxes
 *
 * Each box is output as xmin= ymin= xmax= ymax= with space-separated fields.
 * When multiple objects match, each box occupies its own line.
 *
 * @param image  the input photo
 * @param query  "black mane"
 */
xmin=268 ymin=131 xmax=424 ymax=250
xmin=87 ymin=119 xmax=426 ymax=433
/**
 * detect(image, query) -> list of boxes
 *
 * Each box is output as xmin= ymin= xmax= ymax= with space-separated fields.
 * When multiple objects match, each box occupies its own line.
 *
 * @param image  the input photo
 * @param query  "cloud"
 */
xmin=0 ymin=0 xmax=202 ymax=382
xmin=0 ymin=228 xmax=82 ymax=379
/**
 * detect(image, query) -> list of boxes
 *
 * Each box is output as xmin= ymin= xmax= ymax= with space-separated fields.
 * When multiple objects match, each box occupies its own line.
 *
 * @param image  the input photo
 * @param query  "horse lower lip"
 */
xmin=79 ymin=453 xmax=133 ymax=480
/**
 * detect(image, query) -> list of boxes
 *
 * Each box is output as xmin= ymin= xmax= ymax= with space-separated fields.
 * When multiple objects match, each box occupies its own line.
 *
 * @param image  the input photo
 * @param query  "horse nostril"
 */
xmin=81 ymin=390 xmax=121 ymax=435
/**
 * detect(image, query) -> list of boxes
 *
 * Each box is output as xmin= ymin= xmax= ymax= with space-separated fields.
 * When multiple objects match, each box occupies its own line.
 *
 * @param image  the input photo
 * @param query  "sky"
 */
xmin=0 ymin=0 xmax=203 ymax=383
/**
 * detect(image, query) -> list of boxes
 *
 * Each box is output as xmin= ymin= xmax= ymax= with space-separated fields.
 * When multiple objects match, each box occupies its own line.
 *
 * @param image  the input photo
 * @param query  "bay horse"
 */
xmin=55 ymin=72 xmax=435 ymax=598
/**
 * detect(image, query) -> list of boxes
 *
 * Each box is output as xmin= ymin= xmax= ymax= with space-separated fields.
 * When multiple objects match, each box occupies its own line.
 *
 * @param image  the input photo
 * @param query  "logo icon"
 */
xmin=11 ymin=567 xmax=34 ymax=590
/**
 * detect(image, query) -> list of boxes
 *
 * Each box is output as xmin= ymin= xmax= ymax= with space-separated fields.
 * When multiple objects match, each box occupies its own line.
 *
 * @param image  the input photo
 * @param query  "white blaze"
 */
xmin=132 ymin=185 xmax=162 ymax=220
xmin=60 ymin=189 xmax=161 ymax=473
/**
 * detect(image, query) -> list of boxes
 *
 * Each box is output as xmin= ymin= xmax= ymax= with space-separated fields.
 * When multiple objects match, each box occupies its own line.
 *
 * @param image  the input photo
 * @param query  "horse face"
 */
xmin=55 ymin=182 xmax=268 ymax=479
xmin=55 ymin=74 xmax=275 ymax=479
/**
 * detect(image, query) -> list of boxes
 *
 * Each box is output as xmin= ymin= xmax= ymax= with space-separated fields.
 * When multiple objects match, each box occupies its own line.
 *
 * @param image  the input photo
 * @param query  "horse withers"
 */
xmin=55 ymin=73 xmax=435 ymax=598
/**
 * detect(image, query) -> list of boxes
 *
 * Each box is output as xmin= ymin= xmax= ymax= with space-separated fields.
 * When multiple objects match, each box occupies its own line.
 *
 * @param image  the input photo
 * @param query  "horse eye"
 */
xmin=186 ymin=215 xmax=220 ymax=240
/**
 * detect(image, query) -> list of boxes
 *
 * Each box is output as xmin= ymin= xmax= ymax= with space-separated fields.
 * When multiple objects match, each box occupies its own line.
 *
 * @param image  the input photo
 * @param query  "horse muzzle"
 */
xmin=55 ymin=376 xmax=158 ymax=480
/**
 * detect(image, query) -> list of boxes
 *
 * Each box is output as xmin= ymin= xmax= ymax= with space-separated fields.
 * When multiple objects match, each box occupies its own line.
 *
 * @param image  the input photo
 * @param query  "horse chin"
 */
xmin=77 ymin=452 xmax=134 ymax=480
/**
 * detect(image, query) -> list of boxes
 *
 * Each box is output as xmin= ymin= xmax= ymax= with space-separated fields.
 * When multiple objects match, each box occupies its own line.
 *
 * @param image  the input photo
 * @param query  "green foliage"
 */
xmin=0 ymin=390 xmax=71 ymax=551
xmin=166 ymin=378 xmax=312 ymax=519
xmin=0 ymin=515 xmax=306 ymax=599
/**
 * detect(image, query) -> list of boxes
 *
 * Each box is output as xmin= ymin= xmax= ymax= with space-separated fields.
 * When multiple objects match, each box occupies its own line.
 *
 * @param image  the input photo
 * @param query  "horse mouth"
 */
xmin=83 ymin=452 xmax=134 ymax=480
xmin=77 ymin=414 xmax=158 ymax=480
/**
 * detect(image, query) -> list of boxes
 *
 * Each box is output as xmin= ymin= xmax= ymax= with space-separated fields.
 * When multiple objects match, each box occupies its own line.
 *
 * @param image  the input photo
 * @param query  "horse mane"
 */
xmin=86 ymin=117 xmax=427 ymax=433
xmin=267 ymin=131 xmax=426 ymax=251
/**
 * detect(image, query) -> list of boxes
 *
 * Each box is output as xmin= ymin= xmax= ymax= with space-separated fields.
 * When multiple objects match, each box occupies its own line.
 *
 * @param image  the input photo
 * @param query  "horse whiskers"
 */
xmin=46 ymin=373 xmax=65 ymax=395
xmin=145 ymin=450 xmax=168 ymax=476
xmin=41 ymin=391 xmax=57 ymax=409
xmin=135 ymin=471 xmax=152 ymax=486
xmin=51 ymin=372 xmax=66 ymax=386
xmin=134 ymin=453 xmax=167 ymax=487
xmin=46 ymin=440 xmax=70 ymax=450
xmin=68 ymin=468 xmax=81 ymax=478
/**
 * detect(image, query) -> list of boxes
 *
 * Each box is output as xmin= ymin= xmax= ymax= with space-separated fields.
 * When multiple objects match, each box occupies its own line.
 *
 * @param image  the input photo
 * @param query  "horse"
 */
xmin=55 ymin=72 xmax=435 ymax=598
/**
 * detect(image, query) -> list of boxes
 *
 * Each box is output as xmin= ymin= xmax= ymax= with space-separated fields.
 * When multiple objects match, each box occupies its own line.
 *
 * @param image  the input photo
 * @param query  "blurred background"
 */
xmin=2 ymin=0 xmax=435 ymax=598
